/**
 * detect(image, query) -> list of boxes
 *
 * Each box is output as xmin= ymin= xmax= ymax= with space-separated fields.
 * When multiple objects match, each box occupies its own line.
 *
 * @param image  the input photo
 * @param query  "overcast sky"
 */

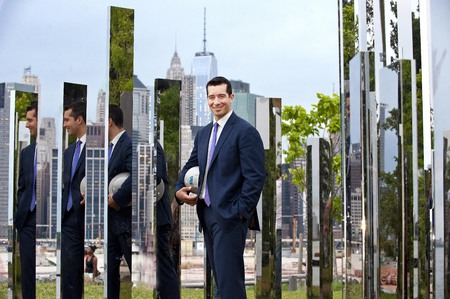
xmin=0 ymin=0 xmax=339 ymax=122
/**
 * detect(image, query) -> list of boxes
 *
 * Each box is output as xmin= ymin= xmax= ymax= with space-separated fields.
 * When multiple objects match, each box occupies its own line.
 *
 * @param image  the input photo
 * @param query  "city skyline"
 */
xmin=0 ymin=0 xmax=339 ymax=124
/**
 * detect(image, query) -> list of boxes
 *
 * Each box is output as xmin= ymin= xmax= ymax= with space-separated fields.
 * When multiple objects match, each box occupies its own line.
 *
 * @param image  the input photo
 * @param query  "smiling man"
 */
xmin=176 ymin=76 xmax=266 ymax=298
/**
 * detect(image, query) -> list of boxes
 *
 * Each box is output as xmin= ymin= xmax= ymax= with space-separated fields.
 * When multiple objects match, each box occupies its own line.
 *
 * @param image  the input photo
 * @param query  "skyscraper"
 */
xmin=37 ymin=117 xmax=57 ymax=239
xmin=167 ymin=49 xmax=196 ymax=126
xmin=191 ymin=8 xmax=217 ymax=126
xmin=21 ymin=66 xmax=41 ymax=96
xmin=96 ymin=90 xmax=106 ymax=124
xmin=85 ymin=124 xmax=106 ymax=241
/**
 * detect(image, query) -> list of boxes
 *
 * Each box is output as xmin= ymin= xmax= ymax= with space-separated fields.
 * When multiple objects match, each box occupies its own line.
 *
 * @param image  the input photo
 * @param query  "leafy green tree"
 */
xmin=109 ymin=7 xmax=134 ymax=106
xmin=282 ymin=92 xmax=342 ymax=220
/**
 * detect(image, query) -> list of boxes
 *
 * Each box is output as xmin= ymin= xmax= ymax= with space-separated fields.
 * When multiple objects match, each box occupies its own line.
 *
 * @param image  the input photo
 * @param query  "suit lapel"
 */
xmin=109 ymin=132 xmax=126 ymax=168
xmin=210 ymin=113 xmax=237 ymax=165
xmin=200 ymin=123 xmax=213 ymax=172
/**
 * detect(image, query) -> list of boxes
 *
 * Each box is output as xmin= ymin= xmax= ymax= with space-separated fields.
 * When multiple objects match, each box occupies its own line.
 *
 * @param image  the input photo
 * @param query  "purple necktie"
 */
xmin=67 ymin=140 xmax=81 ymax=211
xmin=30 ymin=146 xmax=37 ymax=211
xmin=108 ymin=142 xmax=113 ymax=160
xmin=204 ymin=123 xmax=218 ymax=206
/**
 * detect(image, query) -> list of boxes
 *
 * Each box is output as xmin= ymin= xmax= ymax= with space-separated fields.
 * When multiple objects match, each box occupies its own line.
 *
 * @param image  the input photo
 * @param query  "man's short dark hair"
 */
xmin=26 ymin=102 xmax=38 ymax=118
xmin=64 ymin=100 xmax=86 ymax=123
xmin=206 ymin=76 xmax=233 ymax=96
xmin=109 ymin=104 xmax=124 ymax=128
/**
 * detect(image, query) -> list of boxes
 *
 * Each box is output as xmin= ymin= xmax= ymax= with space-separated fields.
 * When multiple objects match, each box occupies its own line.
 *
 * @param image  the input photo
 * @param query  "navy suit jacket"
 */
xmin=62 ymin=140 xmax=86 ymax=228
xmin=14 ymin=142 xmax=36 ymax=232
xmin=176 ymin=112 xmax=266 ymax=229
xmin=108 ymin=132 xmax=132 ymax=233
xmin=156 ymin=141 xmax=172 ymax=228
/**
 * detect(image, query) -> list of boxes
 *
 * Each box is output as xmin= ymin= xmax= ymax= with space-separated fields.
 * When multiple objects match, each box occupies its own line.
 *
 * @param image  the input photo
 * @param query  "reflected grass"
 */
xmin=0 ymin=282 xmax=353 ymax=298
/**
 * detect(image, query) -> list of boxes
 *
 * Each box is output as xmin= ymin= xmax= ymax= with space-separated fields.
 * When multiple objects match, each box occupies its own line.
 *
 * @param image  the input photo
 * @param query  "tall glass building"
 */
xmin=192 ymin=51 xmax=217 ymax=126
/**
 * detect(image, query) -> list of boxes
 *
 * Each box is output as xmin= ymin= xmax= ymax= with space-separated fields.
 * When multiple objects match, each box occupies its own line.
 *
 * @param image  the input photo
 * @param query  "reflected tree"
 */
xmin=282 ymin=93 xmax=342 ymax=220
xmin=109 ymin=7 xmax=134 ymax=106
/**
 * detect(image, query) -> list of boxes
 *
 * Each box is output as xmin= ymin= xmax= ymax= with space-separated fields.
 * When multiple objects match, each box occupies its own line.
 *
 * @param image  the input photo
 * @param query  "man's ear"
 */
xmin=108 ymin=118 xmax=113 ymax=127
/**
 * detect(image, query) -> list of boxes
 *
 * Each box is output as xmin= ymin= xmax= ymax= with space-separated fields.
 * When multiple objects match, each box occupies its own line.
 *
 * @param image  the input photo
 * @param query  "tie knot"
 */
xmin=76 ymin=140 xmax=82 ymax=147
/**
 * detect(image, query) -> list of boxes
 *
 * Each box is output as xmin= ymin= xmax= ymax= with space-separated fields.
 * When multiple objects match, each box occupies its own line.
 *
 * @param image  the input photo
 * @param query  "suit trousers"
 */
xmin=201 ymin=204 xmax=249 ymax=299
xmin=156 ymin=225 xmax=180 ymax=299
xmin=61 ymin=211 xmax=84 ymax=299
xmin=18 ymin=209 xmax=36 ymax=299
xmin=107 ymin=222 xmax=132 ymax=299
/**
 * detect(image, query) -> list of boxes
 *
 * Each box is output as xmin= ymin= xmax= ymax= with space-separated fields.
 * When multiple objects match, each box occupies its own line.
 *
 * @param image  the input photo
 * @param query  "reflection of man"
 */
xmin=61 ymin=101 xmax=86 ymax=299
xmin=175 ymin=76 xmax=266 ymax=298
xmin=156 ymin=141 xmax=180 ymax=299
xmin=14 ymin=103 xmax=38 ymax=299
xmin=107 ymin=104 xmax=132 ymax=298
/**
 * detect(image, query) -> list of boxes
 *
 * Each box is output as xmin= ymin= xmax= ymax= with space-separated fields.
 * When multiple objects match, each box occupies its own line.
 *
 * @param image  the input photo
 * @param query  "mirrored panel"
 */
xmin=378 ymin=65 xmax=401 ymax=297
xmin=154 ymin=79 xmax=181 ymax=298
xmin=255 ymin=97 xmax=282 ymax=297
xmin=131 ymin=77 xmax=153 ymax=293
xmin=427 ymin=1 xmax=450 ymax=297
xmin=61 ymin=83 xmax=87 ymax=298
xmin=5 ymin=85 xmax=38 ymax=298
xmin=345 ymin=52 xmax=364 ymax=297
xmin=106 ymin=6 xmax=134 ymax=298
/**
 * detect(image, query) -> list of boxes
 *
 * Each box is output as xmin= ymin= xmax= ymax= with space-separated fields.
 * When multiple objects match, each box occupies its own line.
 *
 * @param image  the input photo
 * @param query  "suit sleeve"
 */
xmin=16 ymin=149 xmax=26 ymax=208
xmin=174 ymin=133 xmax=201 ymax=204
xmin=112 ymin=139 xmax=132 ymax=208
xmin=175 ymin=133 xmax=200 ymax=191
xmin=237 ymin=126 xmax=266 ymax=220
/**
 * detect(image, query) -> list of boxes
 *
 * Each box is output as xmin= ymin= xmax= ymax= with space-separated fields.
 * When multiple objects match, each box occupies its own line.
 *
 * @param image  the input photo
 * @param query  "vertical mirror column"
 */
xmin=306 ymin=138 xmax=332 ymax=298
xmin=254 ymin=97 xmax=282 ymax=298
xmin=106 ymin=6 xmax=134 ymax=299
xmin=3 ymin=84 xmax=38 ymax=298
xmin=154 ymin=79 xmax=181 ymax=298
xmin=378 ymin=65 xmax=401 ymax=297
xmin=426 ymin=1 xmax=450 ymax=298
xmin=60 ymin=83 xmax=87 ymax=299
xmin=131 ymin=77 xmax=153 ymax=293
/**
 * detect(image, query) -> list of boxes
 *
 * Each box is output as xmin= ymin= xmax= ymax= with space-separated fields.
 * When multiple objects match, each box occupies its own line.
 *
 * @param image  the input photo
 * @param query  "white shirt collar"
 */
xmin=110 ymin=130 xmax=126 ymax=146
xmin=215 ymin=110 xmax=233 ymax=128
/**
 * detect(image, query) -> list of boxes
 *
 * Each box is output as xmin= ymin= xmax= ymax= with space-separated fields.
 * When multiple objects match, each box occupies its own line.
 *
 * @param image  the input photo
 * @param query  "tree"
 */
xmin=109 ymin=7 xmax=134 ymax=106
xmin=282 ymin=92 xmax=342 ymax=220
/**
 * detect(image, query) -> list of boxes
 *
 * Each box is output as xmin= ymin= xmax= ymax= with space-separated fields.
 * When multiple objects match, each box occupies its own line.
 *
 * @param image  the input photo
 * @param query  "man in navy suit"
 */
xmin=14 ymin=103 xmax=38 ymax=299
xmin=107 ymin=104 xmax=132 ymax=298
xmin=156 ymin=140 xmax=180 ymax=299
xmin=176 ymin=76 xmax=266 ymax=298
xmin=61 ymin=100 xmax=86 ymax=299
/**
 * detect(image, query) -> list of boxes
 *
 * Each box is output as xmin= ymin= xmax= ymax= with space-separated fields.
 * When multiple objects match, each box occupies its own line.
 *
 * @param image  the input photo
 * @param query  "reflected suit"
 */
xmin=156 ymin=141 xmax=180 ymax=299
xmin=176 ymin=112 xmax=266 ymax=298
xmin=108 ymin=131 xmax=132 ymax=298
xmin=14 ymin=142 xmax=36 ymax=299
xmin=61 ymin=140 xmax=86 ymax=299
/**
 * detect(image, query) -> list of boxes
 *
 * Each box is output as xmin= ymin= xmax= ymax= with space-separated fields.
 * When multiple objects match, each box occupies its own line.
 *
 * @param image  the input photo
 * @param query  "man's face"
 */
xmin=207 ymin=84 xmax=234 ymax=121
xmin=63 ymin=108 xmax=80 ymax=137
xmin=25 ymin=109 xmax=37 ymax=138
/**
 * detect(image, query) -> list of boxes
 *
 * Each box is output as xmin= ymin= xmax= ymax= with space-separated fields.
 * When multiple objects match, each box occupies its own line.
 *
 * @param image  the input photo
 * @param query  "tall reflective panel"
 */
xmin=254 ymin=97 xmax=282 ymax=298
xmin=306 ymin=138 xmax=332 ymax=298
xmin=424 ymin=1 xmax=450 ymax=297
xmin=3 ymin=84 xmax=38 ymax=298
xmin=60 ymin=82 xmax=87 ymax=299
xmin=106 ymin=6 xmax=134 ymax=299
xmin=154 ymin=79 xmax=181 ymax=298
xmin=378 ymin=65 xmax=401 ymax=297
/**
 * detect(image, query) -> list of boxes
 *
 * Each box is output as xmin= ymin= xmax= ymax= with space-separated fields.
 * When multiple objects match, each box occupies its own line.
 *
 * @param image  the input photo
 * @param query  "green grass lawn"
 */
xmin=0 ymin=282 xmax=328 ymax=298
xmin=0 ymin=281 xmax=398 ymax=298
